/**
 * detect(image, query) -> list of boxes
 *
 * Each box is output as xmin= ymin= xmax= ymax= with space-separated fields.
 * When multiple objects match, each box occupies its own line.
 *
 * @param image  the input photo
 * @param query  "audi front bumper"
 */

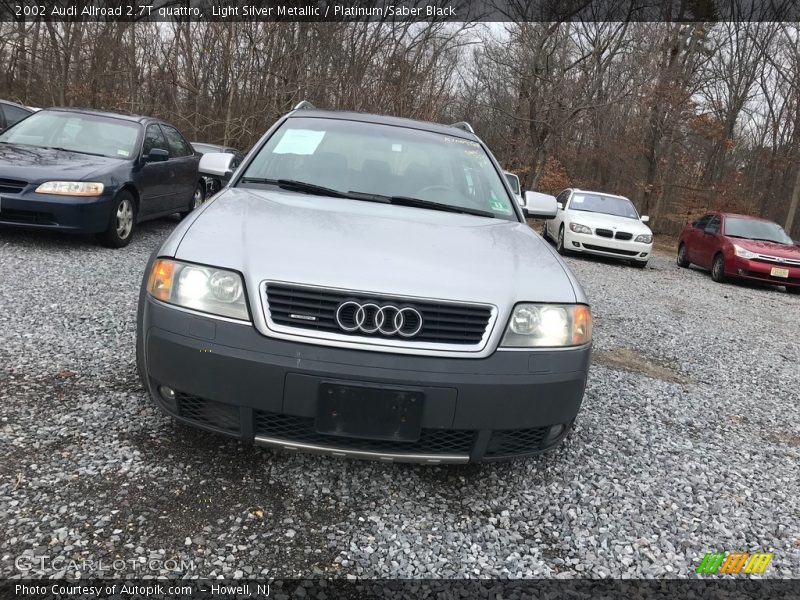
xmin=139 ymin=297 xmax=591 ymax=463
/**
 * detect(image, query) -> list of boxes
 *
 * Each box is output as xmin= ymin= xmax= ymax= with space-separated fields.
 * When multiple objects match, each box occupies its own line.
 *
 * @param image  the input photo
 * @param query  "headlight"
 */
xmin=635 ymin=234 xmax=653 ymax=243
xmin=35 ymin=181 xmax=104 ymax=196
xmin=146 ymin=259 xmax=249 ymax=321
xmin=569 ymin=222 xmax=592 ymax=234
xmin=501 ymin=304 xmax=592 ymax=347
xmin=733 ymin=244 xmax=758 ymax=259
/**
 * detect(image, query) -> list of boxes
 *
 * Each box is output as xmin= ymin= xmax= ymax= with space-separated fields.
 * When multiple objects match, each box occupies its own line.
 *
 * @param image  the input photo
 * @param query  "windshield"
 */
xmin=192 ymin=143 xmax=220 ymax=154
xmin=569 ymin=193 xmax=639 ymax=219
xmin=240 ymin=117 xmax=516 ymax=220
xmin=505 ymin=173 xmax=520 ymax=194
xmin=724 ymin=217 xmax=793 ymax=244
xmin=0 ymin=110 xmax=140 ymax=159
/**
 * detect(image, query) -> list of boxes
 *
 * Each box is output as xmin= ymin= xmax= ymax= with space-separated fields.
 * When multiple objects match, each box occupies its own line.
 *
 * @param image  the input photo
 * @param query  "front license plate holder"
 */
xmin=315 ymin=382 xmax=424 ymax=442
xmin=771 ymin=267 xmax=789 ymax=278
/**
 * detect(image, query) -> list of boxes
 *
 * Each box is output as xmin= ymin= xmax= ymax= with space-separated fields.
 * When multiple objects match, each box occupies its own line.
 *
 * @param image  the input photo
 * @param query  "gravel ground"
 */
xmin=1 ymin=220 xmax=798 ymax=580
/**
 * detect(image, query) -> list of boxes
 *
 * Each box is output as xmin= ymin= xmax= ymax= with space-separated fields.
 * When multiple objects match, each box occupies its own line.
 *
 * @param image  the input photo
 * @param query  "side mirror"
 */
xmin=523 ymin=191 xmax=558 ymax=219
xmin=146 ymin=148 xmax=169 ymax=162
xmin=199 ymin=152 xmax=236 ymax=180
xmin=641 ymin=215 xmax=650 ymax=223
xmin=556 ymin=202 xmax=564 ymax=210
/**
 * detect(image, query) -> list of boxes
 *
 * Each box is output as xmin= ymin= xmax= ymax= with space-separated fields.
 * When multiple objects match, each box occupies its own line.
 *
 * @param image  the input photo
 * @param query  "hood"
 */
xmin=566 ymin=210 xmax=651 ymax=234
xmin=0 ymin=144 xmax=124 ymax=182
xmin=731 ymin=237 xmax=800 ymax=259
xmin=175 ymin=187 xmax=581 ymax=308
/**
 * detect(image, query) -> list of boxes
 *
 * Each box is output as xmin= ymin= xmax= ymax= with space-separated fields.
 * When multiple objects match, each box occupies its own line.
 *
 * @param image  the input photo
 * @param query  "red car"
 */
xmin=677 ymin=212 xmax=800 ymax=294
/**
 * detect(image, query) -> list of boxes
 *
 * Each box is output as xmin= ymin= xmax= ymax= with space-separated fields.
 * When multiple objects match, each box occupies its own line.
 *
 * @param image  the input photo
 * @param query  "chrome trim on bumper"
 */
xmin=254 ymin=435 xmax=470 ymax=464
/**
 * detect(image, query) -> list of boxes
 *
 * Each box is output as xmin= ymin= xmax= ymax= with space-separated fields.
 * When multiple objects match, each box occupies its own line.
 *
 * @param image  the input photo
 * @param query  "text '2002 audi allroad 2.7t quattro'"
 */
xmin=136 ymin=103 xmax=593 ymax=463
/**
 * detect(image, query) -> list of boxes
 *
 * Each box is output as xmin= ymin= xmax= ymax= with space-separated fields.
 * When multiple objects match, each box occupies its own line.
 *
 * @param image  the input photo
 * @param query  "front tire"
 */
xmin=711 ymin=253 xmax=727 ymax=283
xmin=677 ymin=243 xmax=690 ymax=268
xmin=180 ymin=182 xmax=205 ymax=218
xmin=97 ymin=191 xmax=136 ymax=248
xmin=557 ymin=225 xmax=571 ymax=256
xmin=786 ymin=286 xmax=800 ymax=295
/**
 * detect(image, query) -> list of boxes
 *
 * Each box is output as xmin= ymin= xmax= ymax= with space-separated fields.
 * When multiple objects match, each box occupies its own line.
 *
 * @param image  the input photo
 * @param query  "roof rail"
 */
xmin=293 ymin=100 xmax=316 ymax=111
xmin=450 ymin=121 xmax=475 ymax=134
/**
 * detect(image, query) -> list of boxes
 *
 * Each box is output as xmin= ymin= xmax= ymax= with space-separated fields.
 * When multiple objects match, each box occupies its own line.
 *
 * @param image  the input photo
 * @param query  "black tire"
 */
xmin=180 ymin=182 xmax=205 ymax=218
xmin=677 ymin=243 xmax=690 ymax=268
xmin=711 ymin=253 xmax=727 ymax=283
xmin=556 ymin=225 xmax=571 ymax=256
xmin=631 ymin=260 xmax=648 ymax=269
xmin=97 ymin=191 xmax=136 ymax=248
xmin=786 ymin=286 xmax=800 ymax=295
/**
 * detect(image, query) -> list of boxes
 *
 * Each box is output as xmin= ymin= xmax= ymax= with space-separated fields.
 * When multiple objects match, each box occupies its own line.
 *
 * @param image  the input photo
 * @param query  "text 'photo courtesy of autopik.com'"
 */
xmin=0 ymin=0 xmax=799 ymax=599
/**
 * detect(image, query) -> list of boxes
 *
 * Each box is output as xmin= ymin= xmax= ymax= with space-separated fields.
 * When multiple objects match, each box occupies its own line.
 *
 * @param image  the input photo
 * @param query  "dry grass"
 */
xmin=593 ymin=347 xmax=692 ymax=385
xmin=652 ymin=235 xmax=680 ymax=257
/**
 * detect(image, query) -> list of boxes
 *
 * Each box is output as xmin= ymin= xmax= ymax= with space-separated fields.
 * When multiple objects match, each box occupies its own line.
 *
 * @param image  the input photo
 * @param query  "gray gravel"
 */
xmin=1 ymin=221 xmax=799 ymax=580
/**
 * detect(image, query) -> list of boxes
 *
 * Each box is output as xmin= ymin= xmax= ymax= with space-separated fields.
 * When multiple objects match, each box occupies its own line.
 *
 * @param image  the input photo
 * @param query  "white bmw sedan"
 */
xmin=544 ymin=188 xmax=653 ymax=268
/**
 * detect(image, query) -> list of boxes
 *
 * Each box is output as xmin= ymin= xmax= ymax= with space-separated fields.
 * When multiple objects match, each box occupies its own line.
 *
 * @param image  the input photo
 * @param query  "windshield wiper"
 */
xmin=347 ymin=191 xmax=495 ymax=218
xmin=750 ymin=237 xmax=787 ymax=244
xmin=47 ymin=147 xmax=107 ymax=158
xmin=239 ymin=177 xmax=352 ymax=199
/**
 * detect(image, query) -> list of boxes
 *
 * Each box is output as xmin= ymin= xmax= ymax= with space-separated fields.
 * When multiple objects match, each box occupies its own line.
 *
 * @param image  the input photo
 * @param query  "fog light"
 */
xmin=572 ymin=241 xmax=580 ymax=247
xmin=159 ymin=385 xmax=176 ymax=401
xmin=640 ymin=252 xmax=648 ymax=257
xmin=546 ymin=423 xmax=566 ymax=443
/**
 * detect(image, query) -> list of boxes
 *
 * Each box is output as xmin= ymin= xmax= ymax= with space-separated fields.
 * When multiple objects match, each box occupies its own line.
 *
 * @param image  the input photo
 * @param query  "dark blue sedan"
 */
xmin=0 ymin=108 xmax=204 ymax=247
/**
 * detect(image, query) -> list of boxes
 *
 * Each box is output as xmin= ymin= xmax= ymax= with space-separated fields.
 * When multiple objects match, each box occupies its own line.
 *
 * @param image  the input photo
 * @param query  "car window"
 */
xmin=241 ymin=117 xmax=516 ymax=220
xmin=505 ymin=173 xmax=520 ymax=194
xmin=143 ymin=124 xmax=169 ymax=156
xmin=705 ymin=215 xmax=721 ymax=234
xmin=694 ymin=215 xmax=711 ymax=229
xmin=557 ymin=190 xmax=570 ymax=207
xmin=161 ymin=125 xmax=193 ymax=157
xmin=0 ymin=110 xmax=139 ymax=159
xmin=723 ymin=216 xmax=793 ymax=244
xmin=568 ymin=192 xmax=639 ymax=219
xmin=3 ymin=103 xmax=31 ymax=127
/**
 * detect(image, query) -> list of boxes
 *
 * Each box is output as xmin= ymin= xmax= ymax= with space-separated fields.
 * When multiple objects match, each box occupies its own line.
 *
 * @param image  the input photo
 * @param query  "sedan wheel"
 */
xmin=97 ymin=192 xmax=136 ymax=248
xmin=192 ymin=185 xmax=204 ymax=209
xmin=180 ymin=183 xmax=205 ymax=219
xmin=677 ymin=244 xmax=690 ymax=268
xmin=711 ymin=253 xmax=727 ymax=283
xmin=557 ymin=226 xmax=570 ymax=256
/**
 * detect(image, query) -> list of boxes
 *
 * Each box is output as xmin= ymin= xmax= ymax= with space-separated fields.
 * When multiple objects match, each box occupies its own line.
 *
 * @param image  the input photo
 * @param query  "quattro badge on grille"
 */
xmin=335 ymin=301 xmax=423 ymax=337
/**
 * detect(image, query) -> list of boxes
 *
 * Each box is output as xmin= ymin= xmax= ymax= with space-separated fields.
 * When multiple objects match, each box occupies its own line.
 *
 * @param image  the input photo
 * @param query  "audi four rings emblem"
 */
xmin=335 ymin=301 xmax=423 ymax=337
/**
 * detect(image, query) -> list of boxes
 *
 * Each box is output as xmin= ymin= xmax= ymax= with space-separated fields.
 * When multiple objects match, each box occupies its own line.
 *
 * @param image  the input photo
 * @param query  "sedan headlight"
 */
xmin=35 ymin=181 xmax=104 ymax=196
xmin=569 ymin=222 xmax=592 ymax=234
xmin=635 ymin=234 xmax=653 ymax=243
xmin=146 ymin=259 xmax=249 ymax=321
xmin=733 ymin=244 xmax=758 ymax=259
xmin=501 ymin=304 xmax=592 ymax=347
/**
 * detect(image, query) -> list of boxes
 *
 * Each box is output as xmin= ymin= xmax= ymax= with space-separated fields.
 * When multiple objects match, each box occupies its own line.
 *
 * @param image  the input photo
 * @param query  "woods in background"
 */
xmin=2 ymin=20 xmax=800 ymax=236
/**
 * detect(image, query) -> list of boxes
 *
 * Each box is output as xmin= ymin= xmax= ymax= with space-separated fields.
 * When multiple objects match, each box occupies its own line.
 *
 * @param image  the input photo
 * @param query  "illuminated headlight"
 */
xmin=501 ymin=304 xmax=592 ymax=348
xmin=146 ymin=259 xmax=249 ymax=321
xmin=635 ymin=234 xmax=653 ymax=243
xmin=35 ymin=181 xmax=104 ymax=196
xmin=569 ymin=222 xmax=592 ymax=234
xmin=733 ymin=244 xmax=758 ymax=259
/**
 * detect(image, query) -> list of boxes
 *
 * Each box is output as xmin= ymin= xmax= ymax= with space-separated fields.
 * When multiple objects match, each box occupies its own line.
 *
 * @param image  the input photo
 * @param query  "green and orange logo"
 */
xmin=696 ymin=552 xmax=773 ymax=575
